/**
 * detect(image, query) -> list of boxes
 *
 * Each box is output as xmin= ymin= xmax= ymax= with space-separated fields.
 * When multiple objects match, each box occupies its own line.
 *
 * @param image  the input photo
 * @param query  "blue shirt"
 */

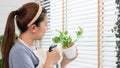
xmin=9 ymin=40 xmax=39 ymax=68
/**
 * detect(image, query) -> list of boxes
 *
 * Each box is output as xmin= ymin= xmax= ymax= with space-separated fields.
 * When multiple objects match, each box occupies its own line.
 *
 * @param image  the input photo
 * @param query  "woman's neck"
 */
xmin=19 ymin=33 xmax=34 ymax=47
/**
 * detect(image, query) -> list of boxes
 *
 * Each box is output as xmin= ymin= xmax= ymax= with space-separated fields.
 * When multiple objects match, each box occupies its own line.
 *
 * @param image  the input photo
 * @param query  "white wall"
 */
xmin=0 ymin=0 xmax=35 ymax=35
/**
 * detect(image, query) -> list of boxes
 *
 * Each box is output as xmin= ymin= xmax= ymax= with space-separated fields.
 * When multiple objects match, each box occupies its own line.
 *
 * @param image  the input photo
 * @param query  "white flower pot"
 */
xmin=63 ymin=45 xmax=76 ymax=59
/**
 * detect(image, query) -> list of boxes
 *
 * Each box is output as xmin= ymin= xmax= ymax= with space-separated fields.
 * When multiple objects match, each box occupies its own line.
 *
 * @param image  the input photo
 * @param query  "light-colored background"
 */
xmin=0 ymin=0 xmax=117 ymax=68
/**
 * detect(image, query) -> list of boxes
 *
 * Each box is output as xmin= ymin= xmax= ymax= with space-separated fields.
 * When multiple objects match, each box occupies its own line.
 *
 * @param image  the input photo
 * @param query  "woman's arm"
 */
xmin=60 ymin=62 xmax=67 ymax=68
xmin=60 ymin=47 xmax=78 ymax=68
xmin=43 ymin=59 xmax=53 ymax=68
xmin=43 ymin=49 xmax=61 ymax=68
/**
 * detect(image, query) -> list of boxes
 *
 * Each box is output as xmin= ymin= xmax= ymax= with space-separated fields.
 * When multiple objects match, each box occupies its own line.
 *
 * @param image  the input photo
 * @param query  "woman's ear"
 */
xmin=28 ymin=24 xmax=38 ymax=32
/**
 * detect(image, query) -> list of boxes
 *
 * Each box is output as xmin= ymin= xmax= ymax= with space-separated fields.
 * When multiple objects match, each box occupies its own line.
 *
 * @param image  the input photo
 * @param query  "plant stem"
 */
xmin=56 ymin=64 xmax=59 ymax=68
xmin=74 ymin=37 xmax=79 ymax=43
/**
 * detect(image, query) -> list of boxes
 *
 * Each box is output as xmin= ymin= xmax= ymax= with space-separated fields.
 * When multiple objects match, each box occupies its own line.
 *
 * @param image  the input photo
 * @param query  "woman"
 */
xmin=1 ymin=2 xmax=78 ymax=68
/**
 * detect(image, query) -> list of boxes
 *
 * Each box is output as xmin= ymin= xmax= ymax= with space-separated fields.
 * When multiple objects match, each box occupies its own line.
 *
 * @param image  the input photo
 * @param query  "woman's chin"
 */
xmin=39 ymin=37 xmax=43 ymax=40
xmin=37 ymin=38 xmax=42 ymax=40
xmin=35 ymin=37 xmax=42 ymax=40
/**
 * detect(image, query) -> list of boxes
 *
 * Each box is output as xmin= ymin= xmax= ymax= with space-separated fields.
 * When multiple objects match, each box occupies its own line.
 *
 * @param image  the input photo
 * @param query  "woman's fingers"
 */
xmin=46 ymin=48 xmax=61 ymax=64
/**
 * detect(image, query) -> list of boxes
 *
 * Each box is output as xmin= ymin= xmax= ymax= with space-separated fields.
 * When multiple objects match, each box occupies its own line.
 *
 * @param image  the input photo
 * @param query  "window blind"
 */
xmin=40 ymin=0 xmax=63 ymax=50
xmin=40 ymin=0 xmax=117 ymax=68
xmin=65 ymin=0 xmax=98 ymax=68
xmin=50 ymin=0 xmax=63 ymax=41
xmin=42 ymin=0 xmax=63 ymax=68
xmin=101 ymin=0 xmax=117 ymax=68
xmin=40 ymin=0 xmax=51 ymax=50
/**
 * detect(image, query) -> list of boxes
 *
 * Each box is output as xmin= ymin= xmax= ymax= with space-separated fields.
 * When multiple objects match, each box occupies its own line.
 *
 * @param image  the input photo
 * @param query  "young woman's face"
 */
xmin=35 ymin=15 xmax=48 ymax=40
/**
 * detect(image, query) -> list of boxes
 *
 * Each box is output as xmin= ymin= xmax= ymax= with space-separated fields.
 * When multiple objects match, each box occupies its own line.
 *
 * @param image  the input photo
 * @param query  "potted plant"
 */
xmin=112 ymin=0 xmax=120 ymax=68
xmin=0 ymin=35 xmax=3 ymax=47
xmin=0 ymin=35 xmax=3 ymax=68
xmin=52 ymin=26 xmax=83 ymax=59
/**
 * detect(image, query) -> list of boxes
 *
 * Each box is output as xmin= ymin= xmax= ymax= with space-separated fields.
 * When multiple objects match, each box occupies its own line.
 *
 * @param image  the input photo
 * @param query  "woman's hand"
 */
xmin=44 ymin=49 xmax=60 ymax=68
xmin=61 ymin=47 xmax=78 ymax=68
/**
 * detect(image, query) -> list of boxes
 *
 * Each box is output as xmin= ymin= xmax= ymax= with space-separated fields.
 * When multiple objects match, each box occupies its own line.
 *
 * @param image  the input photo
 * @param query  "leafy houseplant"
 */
xmin=52 ymin=27 xmax=83 ymax=48
xmin=112 ymin=0 xmax=120 ymax=68
xmin=0 ymin=35 xmax=3 ymax=68
xmin=52 ymin=26 xmax=83 ymax=59
xmin=0 ymin=35 xmax=3 ymax=47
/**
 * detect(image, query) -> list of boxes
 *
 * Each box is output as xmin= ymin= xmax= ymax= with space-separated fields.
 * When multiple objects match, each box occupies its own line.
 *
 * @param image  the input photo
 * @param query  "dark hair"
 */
xmin=1 ymin=2 xmax=47 ymax=68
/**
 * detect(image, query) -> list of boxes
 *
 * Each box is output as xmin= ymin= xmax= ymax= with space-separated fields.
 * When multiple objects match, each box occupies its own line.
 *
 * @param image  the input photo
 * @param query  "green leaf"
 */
xmin=68 ymin=36 xmax=72 ymax=44
xmin=115 ymin=0 xmax=119 ymax=4
xmin=0 ymin=35 xmax=3 ymax=46
xmin=56 ymin=30 xmax=63 ymax=35
xmin=79 ymin=26 xmax=83 ymax=35
xmin=52 ymin=27 xmax=83 ymax=48
xmin=75 ymin=26 xmax=83 ymax=37
xmin=64 ymin=31 xmax=68 ymax=35
xmin=52 ymin=36 xmax=60 ymax=43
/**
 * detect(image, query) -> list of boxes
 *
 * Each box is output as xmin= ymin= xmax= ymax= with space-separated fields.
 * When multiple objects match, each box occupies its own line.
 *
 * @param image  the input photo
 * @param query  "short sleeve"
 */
xmin=10 ymin=49 xmax=35 ymax=68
